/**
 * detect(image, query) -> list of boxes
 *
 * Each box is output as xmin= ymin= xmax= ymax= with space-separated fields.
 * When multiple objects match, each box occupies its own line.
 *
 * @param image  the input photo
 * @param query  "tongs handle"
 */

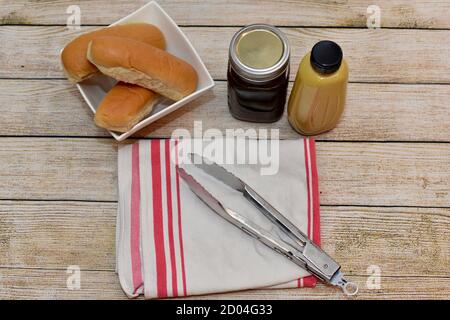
xmin=243 ymin=185 xmax=309 ymax=245
xmin=243 ymin=185 xmax=341 ymax=283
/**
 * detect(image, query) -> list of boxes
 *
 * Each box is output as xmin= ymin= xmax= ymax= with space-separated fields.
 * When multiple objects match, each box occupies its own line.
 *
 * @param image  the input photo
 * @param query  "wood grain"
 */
xmin=0 ymin=138 xmax=118 ymax=202
xmin=0 ymin=201 xmax=117 ymax=271
xmin=2 ymin=26 xmax=450 ymax=83
xmin=1 ymin=202 xmax=448 ymax=278
xmin=1 ymin=0 xmax=448 ymax=301
xmin=1 ymin=0 xmax=449 ymax=29
xmin=1 ymin=80 xmax=449 ymax=141
xmin=0 ymin=268 xmax=447 ymax=300
xmin=0 ymin=268 xmax=126 ymax=300
xmin=0 ymin=139 xmax=448 ymax=207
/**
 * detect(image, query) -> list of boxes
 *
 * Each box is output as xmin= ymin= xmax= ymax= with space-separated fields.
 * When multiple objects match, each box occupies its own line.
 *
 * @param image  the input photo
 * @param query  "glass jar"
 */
xmin=287 ymin=40 xmax=348 ymax=135
xmin=227 ymin=24 xmax=290 ymax=123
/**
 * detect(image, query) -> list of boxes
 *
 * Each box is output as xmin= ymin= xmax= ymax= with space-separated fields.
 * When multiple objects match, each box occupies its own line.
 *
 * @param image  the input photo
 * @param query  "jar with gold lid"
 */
xmin=227 ymin=24 xmax=290 ymax=123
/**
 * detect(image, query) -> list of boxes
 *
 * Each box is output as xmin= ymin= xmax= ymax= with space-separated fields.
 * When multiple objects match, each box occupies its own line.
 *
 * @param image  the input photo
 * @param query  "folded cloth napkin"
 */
xmin=116 ymin=138 xmax=321 ymax=299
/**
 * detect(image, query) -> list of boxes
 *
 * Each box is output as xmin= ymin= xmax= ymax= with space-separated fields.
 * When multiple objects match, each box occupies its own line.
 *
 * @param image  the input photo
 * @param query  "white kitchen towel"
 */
xmin=117 ymin=138 xmax=321 ymax=299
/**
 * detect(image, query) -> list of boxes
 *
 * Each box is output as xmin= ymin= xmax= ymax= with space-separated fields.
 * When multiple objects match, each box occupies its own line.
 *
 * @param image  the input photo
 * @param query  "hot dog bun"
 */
xmin=94 ymin=82 xmax=159 ymax=133
xmin=87 ymin=36 xmax=198 ymax=101
xmin=61 ymin=23 xmax=166 ymax=83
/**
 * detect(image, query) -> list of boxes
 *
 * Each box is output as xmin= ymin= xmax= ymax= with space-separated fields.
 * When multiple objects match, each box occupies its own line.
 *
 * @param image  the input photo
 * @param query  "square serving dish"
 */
xmin=77 ymin=1 xmax=214 ymax=141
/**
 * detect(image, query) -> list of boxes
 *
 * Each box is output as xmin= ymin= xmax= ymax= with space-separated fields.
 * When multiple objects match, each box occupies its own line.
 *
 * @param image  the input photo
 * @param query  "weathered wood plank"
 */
xmin=0 ymin=139 xmax=448 ymax=207
xmin=1 ymin=26 xmax=450 ymax=83
xmin=0 ymin=0 xmax=449 ymax=29
xmin=206 ymin=276 xmax=450 ymax=300
xmin=1 ymin=202 xmax=448 ymax=277
xmin=0 ymin=201 xmax=117 ymax=271
xmin=0 ymin=268 xmax=126 ymax=300
xmin=1 ymin=80 xmax=450 ymax=141
xmin=0 ymin=268 xmax=447 ymax=300
xmin=0 ymin=138 xmax=118 ymax=202
xmin=1 ymin=0 xmax=448 ymax=302
xmin=0 ymin=80 xmax=105 ymax=137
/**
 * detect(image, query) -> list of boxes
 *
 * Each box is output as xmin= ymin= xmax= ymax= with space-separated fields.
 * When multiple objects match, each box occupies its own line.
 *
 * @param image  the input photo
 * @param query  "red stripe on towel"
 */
xmin=304 ymin=139 xmax=319 ymax=288
xmin=296 ymin=140 xmax=319 ymax=288
xmin=151 ymin=140 xmax=168 ymax=298
xmin=175 ymin=140 xmax=187 ymax=296
xmin=309 ymin=139 xmax=321 ymax=246
xmin=164 ymin=140 xmax=178 ymax=297
xmin=297 ymin=139 xmax=314 ymax=288
xmin=130 ymin=143 xmax=143 ymax=293
xmin=302 ymin=275 xmax=316 ymax=287
xmin=303 ymin=139 xmax=311 ymax=238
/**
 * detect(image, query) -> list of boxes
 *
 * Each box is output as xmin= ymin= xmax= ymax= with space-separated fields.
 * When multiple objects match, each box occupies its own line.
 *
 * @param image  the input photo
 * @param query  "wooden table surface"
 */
xmin=0 ymin=0 xmax=449 ymax=300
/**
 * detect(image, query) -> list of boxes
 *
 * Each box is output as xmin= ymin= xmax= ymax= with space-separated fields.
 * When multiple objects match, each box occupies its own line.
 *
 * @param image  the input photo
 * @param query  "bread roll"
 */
xmin=87 ymin=36 xmax=198 ymax=101
xmin=94 ymin=82 xmax=159 ymax=133
xmin=61 ymin=23 xmax=166 ymax=83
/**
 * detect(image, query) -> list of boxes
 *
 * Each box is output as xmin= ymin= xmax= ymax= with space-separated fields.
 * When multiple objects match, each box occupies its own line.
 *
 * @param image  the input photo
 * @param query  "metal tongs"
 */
xmin=177 ymin=154 xmax=358 ymax=296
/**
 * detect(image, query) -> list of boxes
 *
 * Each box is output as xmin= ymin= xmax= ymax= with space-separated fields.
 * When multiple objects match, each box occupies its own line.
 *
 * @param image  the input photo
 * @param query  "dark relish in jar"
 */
xmin=227 ymin=64 xmax=289 ymax=122
xmin=227 ymin=24 xmax=290 ymax=123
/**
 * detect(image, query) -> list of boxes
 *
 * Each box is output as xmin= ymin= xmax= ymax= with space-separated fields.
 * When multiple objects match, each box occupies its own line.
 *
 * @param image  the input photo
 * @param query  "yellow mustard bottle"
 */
xmin=288 ymin=40 xmax=348 ymax=135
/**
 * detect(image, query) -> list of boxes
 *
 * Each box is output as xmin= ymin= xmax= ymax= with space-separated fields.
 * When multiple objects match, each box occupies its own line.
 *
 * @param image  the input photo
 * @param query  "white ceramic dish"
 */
xmin=76 ymin=1 xmax=214 ymax=141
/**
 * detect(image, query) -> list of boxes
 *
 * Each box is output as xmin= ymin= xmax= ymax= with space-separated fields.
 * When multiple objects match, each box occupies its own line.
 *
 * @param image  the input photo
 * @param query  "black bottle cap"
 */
xmin=310 ymin=40 xmax=343 ymax=74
